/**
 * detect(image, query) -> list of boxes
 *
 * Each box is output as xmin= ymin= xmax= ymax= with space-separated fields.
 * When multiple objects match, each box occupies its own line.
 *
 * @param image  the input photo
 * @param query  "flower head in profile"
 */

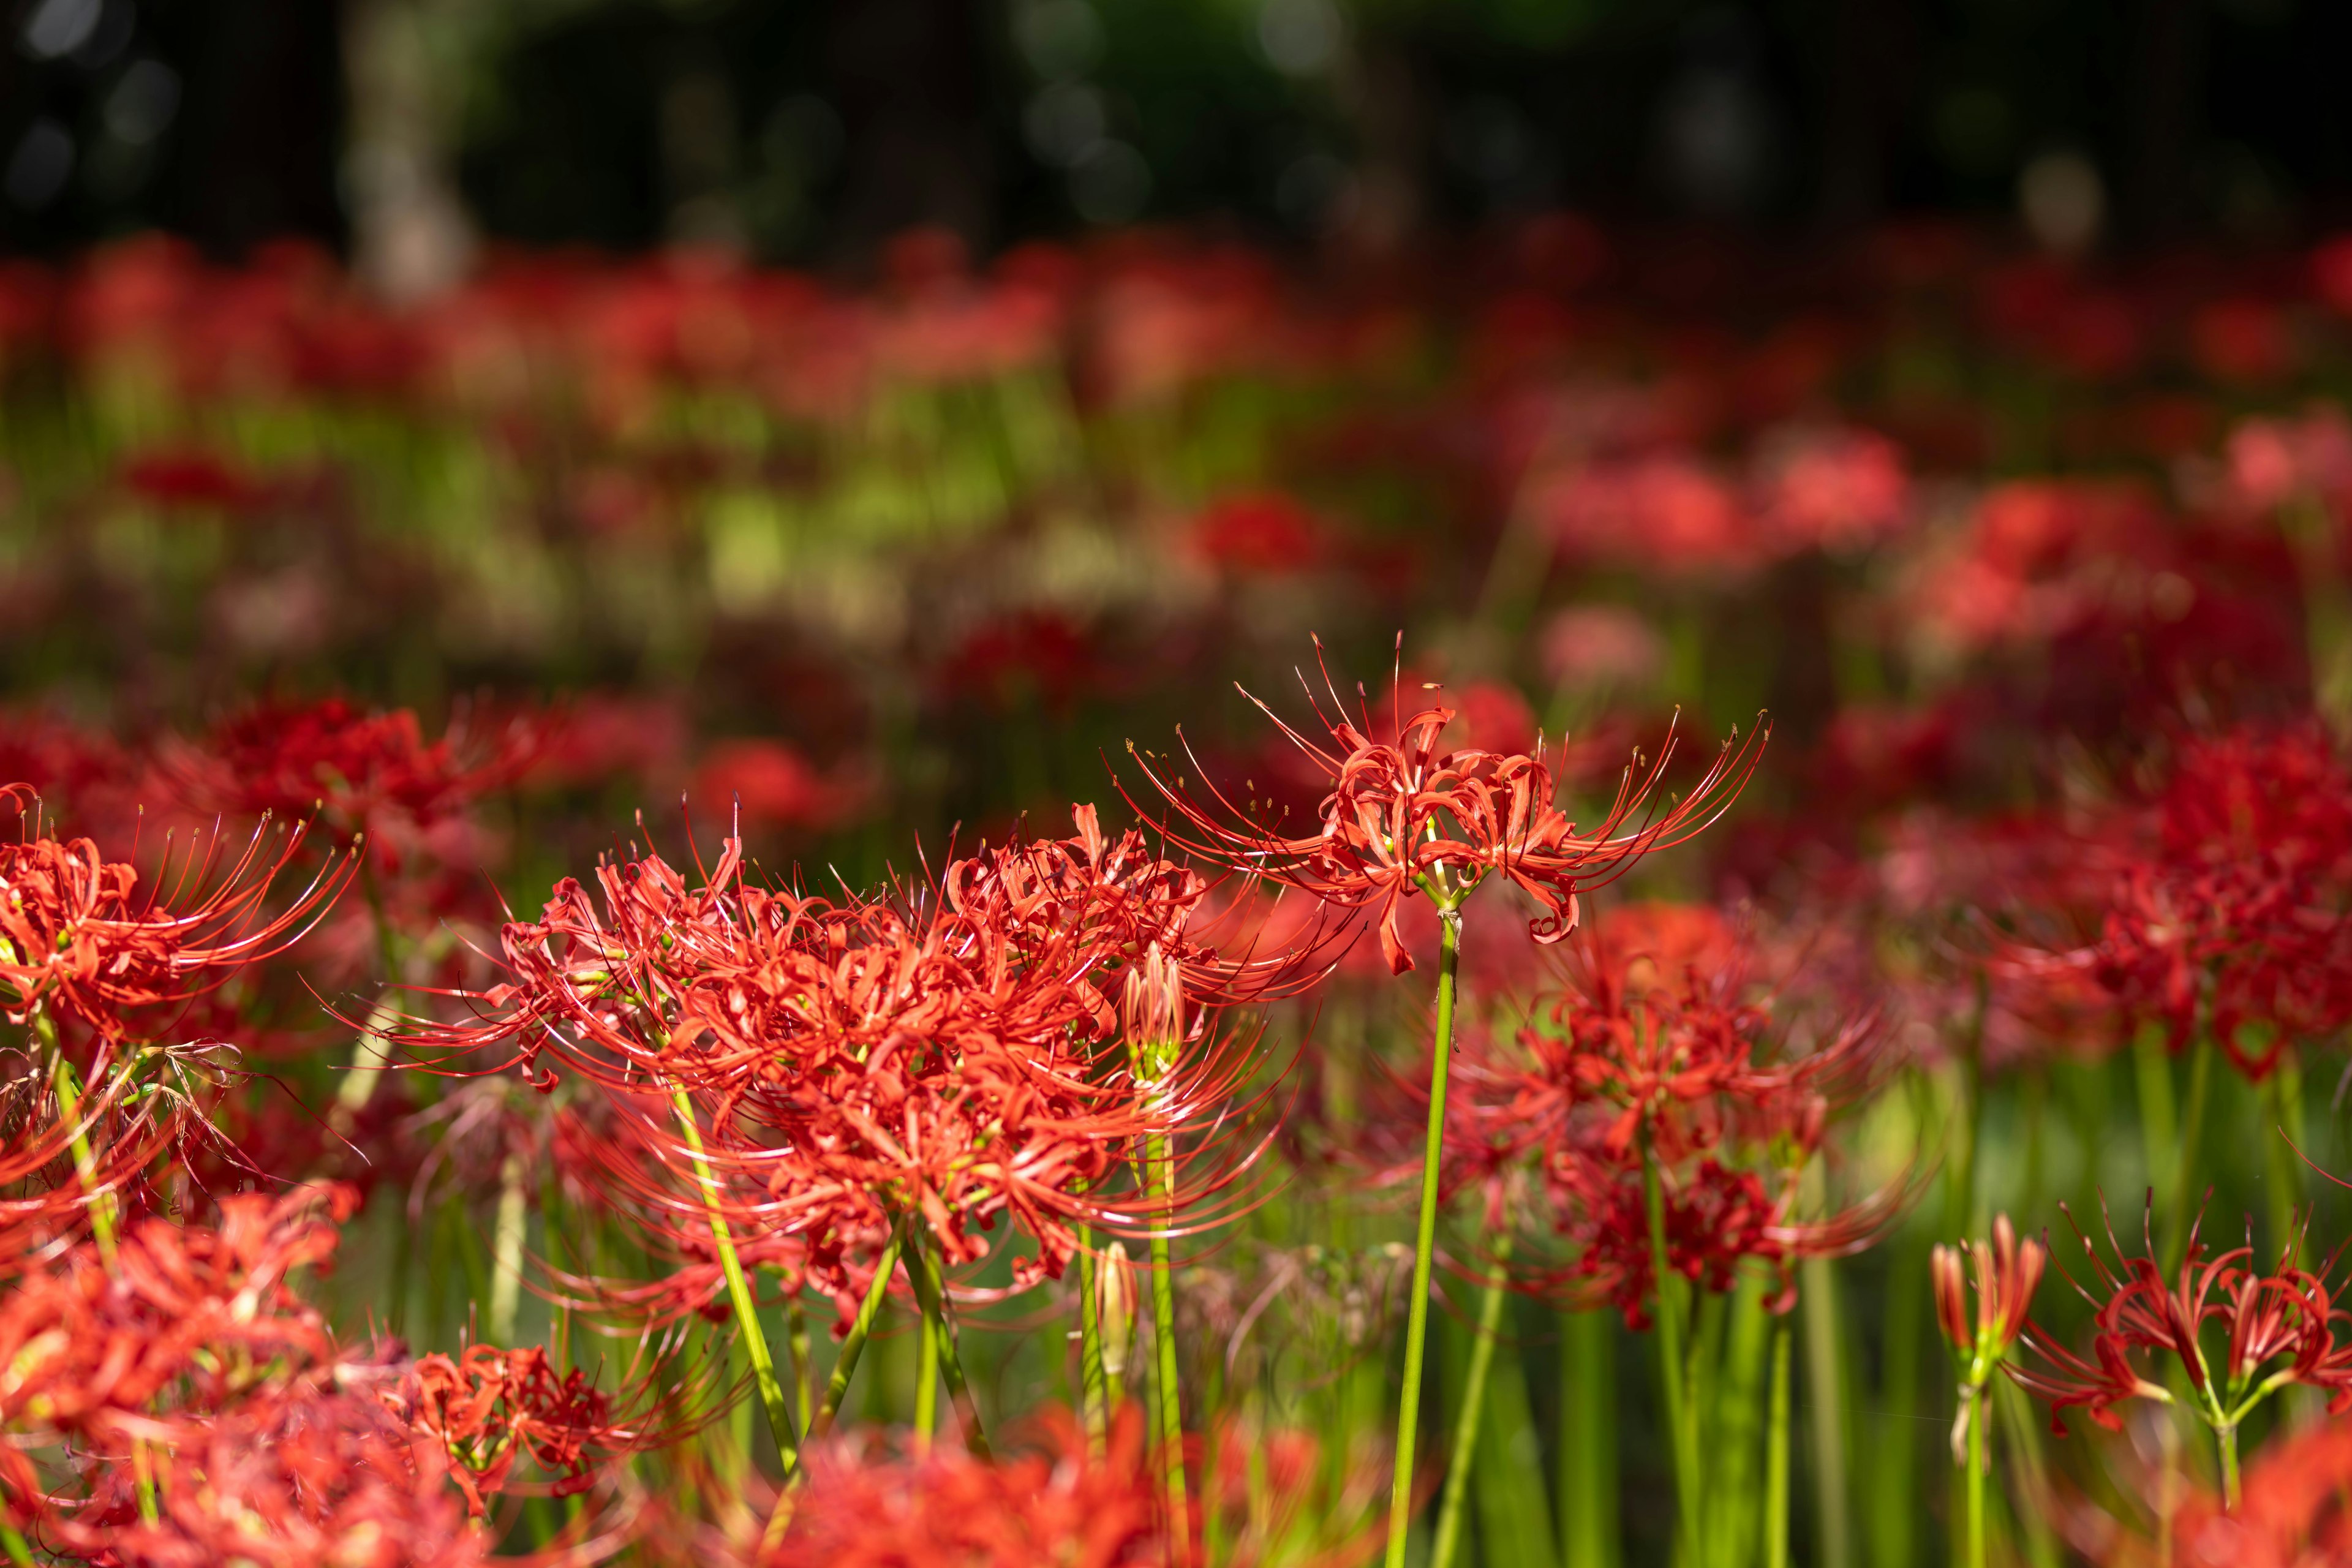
xmin=2010 ymin=1198 xmax=2350 ymax=1439
xmin=1125 ymin=640 xmax=1766 ymax=974
xmin=0 ymin=810 xmax=350 ymax=1052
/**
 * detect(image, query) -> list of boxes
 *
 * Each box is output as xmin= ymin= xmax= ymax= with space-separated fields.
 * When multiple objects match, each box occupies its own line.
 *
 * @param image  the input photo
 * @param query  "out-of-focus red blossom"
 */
xmin=0 ymin=710 xmax=131 ymax=837
xmin=2011 ymin=1201 xmax=2352 ymax=1436
xmin=2311 ymin=234 xmax=2352 ymax=316
xmin=764 ymin=1409 xmax=1163 ymax=1568
xmin=1428 ymin=903 xmax=1901 ymax=1324
xmin=2188 ymin=297 xmax=2296 ymax=385
xmin=1126 ymin=646 xmax=1766 ymax=974
xmin=0 ymin=805 xmax=351 ymax=1055
xmin=2001 ymin=723 xmax=2352 ymax=1077
xmin=692 ymin=738 xmax=869 ymax=832
xmin=1443 ymin=680 xmax=1538 ymax=757
xmin=2 ymin=1186 xmax=649 ymax=1561
xmin=1539 ymin=453 xmax=1757 ymax=578
xmin=518 ymin=693 xmax=691 ymax=793
xmin=1539 ymin=605 xmax=1665 ymax=690
xmin=159 ymin=697 xmax=551 ymax=876
xmin=118 ymin=447 xmax=273 ymax=513
xmin=2217 ymin=405 xmax=2352 ymax=518
xmin=1905 ymin=479 xmax=2170 ymax=658
xmin=2157 ymin=1417 xmax=2352 ymax=1568
xmin=1752 ymin=425 xmax=1910 ymax=552
xmin=1188 ymin=491 xmax=1327 ymax=575
xmin=944 ymin=612 xmax=1102 ymax=713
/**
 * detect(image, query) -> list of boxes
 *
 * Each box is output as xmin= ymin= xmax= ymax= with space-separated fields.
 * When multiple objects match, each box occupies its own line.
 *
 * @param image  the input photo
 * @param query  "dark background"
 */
xmin=2 ymin=0 xmax=2347 ymax=268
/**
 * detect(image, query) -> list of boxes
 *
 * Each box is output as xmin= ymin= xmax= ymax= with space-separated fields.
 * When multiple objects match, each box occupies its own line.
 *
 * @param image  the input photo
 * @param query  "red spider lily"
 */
xmin=0 ymin=815 xmax=353 ymax=1054
xmin=42 ymin=1382 xmax=500 ymax=1568
xmin=383 ymin=812 xmax=1279 ymax=1316
xmin=157 ymin=696 xmax=552 ymax=876
xmin=391 ymin=1343 xmax=653 ymax=1517
xmin=2011 ymin=1199 xmax=2351 ymax=1463
xmin=1417 ymin=904 xmax=1902 ymax=1324
xmin=1123 ymin=641 xmax=1766 ymax=974
xmin=2002 ymin=723 xmax=2352 ymax=1077
xmin=761 ymin=1406 xmax=1166 ymax=1567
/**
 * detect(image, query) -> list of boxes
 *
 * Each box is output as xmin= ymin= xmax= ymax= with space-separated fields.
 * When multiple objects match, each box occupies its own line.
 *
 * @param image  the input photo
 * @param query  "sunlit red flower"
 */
xmin=1125 ymin=644 xmax=1765 ymax=974
xmin=0 ymin=813 xmax=351 ymax=1053
xmin=764 ymin=1408 xmax=1163 ymax=1567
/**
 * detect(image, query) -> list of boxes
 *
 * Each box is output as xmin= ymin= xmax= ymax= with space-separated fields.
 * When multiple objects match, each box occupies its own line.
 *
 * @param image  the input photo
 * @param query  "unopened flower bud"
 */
xmin=1098 ymin=1241 xmax=1137 ymax=1380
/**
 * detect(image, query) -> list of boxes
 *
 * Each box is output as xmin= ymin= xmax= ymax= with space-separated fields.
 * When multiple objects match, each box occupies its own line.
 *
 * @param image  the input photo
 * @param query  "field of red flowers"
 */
xmin=4 ymin=218 xmax=2352 ymax=1566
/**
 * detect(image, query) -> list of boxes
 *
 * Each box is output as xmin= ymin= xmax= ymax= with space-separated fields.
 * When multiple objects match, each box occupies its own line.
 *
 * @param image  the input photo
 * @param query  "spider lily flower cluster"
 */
xmin=2008 ymin=1201 xmax=2352 ymax=1509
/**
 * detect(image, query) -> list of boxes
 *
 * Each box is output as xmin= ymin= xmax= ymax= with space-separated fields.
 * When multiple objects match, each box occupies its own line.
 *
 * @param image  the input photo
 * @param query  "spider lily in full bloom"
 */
xmin=2010 ymin=1197 xmax=2352 ymax=1510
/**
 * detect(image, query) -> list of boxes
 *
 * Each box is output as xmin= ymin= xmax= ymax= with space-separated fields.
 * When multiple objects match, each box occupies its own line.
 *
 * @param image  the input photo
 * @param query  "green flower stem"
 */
xmin=2130 ymin=1022 xmax=2179 ymax=1218
xmin=1147 ymin=1134 xmax=1189 ymax=1559
xmin=1431 ymin=1229 xmax=1513 ymax=1568
xmin=2264 ymin=1049 xmax=2305 ymax=1259
xmin=668 ymin=1087 xmax=797 ymax=1473
xmin=1077 ymin=1226 xmax=1110 ymax=1453
xmin=2166 ymin=1039 xmax=2217 ymax=1268
xmin=786 ymin=1292 xmax=812 ymax=1435
xmin=2218 ymin=1422 xmax=2242 ymax=1513
xmin=1801 ymin=1256 xmax=1853 ymax=1568
xmin=903 ymin=1216 xmax=989 ymax=1458
xmin=1384 ymin=900 xmax=1464 ymax=1568
xmin=1641 ymin=1125 xmax=1703 ymax=1556
xmin=1558 ymin=1309 xmax=1619 ymax=1568
xmin=1765 ymin=1312 xmax=1792 ymax=1568
xmin=813 ymin=1229 xmax=903 ymax=1442
xmin=47 ymin=1042 xmax=118 ymax=1267
xmin=1964 ymin=1385 xmax=1988 ymax=1568
xmin=1 ymin=1521 xmax=31 ymax=1567
xmin=488 ymin=1151 xmax=528 ymax=1345
xmin=913 ymin=1283 xmax=941 ymax=1447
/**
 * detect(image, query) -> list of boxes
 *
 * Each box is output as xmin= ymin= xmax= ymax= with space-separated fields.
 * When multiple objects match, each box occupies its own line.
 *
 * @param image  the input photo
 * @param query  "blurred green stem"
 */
xmin=2264 ymin=1048 xmax=2306 ymax=1260
xmin=813 ymin=1229 xmax=903 ymax=1442
xmin=1146 ymin=1133 xmax=1189 ymax=1559
xmin=1385 ymin=900 xmax=1464 ymax=1568
xmin=1642 ymin=1123 xmax=1703 ymax=1559
xmin=1431 ymin=1229 xmax=1513 ymax=1568
xmin=669 ymin=1087 xmax=797 ymax=1472
xmin=1559 ymin=1310 xmax=1619 ymax=1568
xmin=1801 ymin=1257 xmax=1852 ymax=1568
xmin=1765 ymin=1313 xmax=1791 ymax=1568
xmin=488 ymin=1151 xmax=527 ymax=1344
xmin=2166 ymin=1039 xmax=2217 ymax=1267
xmin=1964 ymin=1385 xmax=1988 ymax=1568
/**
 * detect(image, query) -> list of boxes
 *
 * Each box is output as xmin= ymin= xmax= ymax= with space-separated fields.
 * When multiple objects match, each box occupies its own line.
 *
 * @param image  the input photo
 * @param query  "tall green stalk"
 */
xmin=1384 ymin=900 xmax=1464 ymax=1568
xmin=1146 ymin=1136 xmax=1189 ymax=1559
xmin=903 ymin=1216 xmax=989 ymax=1458
xmin=669 ymin=1087 xmax=797 ymax=1472
xmin=1077 ymin=1226 xmax=1110 ymax=1452
xmin=2165 ymin=1039 xmax=2217 ymax=1268
xmin=812 ymin=1227 xmax=902 ymax=1440
xmin=1801 ymin=1257 xmax=1852 ymax=1568
xmin=1765 ymin=1313 xmax=1792 ymax=1568
xmin=1963 ymin=1383 xmax=1988 ymax=1568
xmin=1431 ymin=1231 xmax=1513 ymax=1568
xmin=1558 ymin=1310 xmax=1619 ymax=1568
xmin=1642 ymin=1126 xmax=1703 ymax=1558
